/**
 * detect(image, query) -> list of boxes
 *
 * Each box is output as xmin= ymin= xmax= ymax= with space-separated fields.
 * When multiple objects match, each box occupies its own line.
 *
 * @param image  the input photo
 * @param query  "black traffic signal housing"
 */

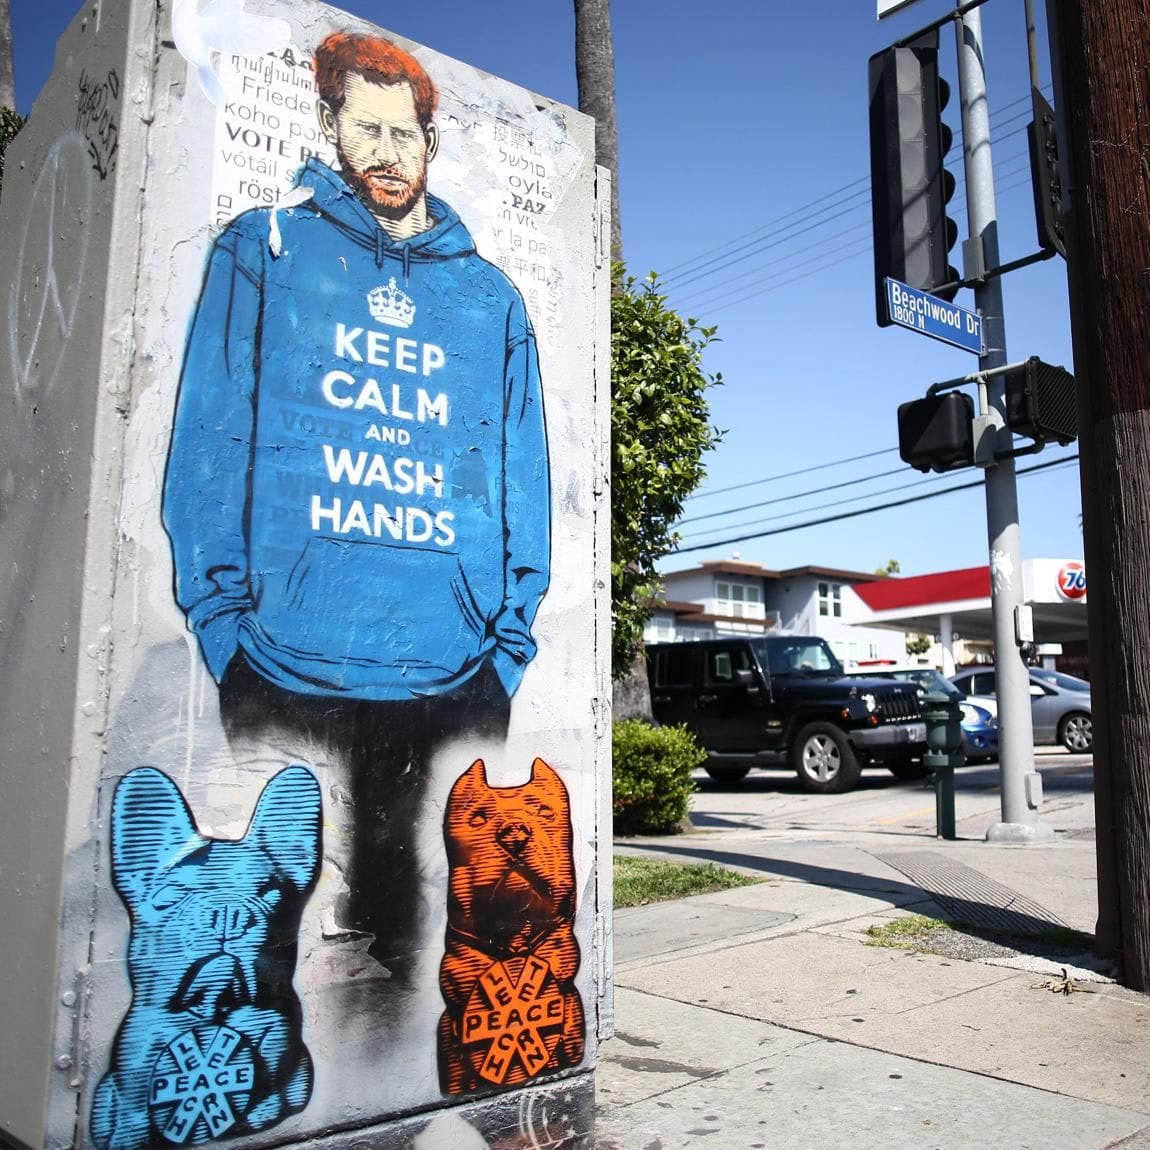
xmin=1028 ymin=88 xmax=1067 ymax=258
xmin=898 ymin=392 xmax=974 ymax=473
xmin=869 ymin=31 xmax=960 ymax=325
xmin=1004 ymin=357 xmax=1077 ymax=444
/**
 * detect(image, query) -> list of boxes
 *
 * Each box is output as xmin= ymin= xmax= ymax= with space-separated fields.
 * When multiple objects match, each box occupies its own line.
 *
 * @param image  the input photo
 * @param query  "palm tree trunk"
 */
xmin=574 ymin=0 xmax=622 ymax=258
xmin=0 ymin=0 xmax=14 ymax=112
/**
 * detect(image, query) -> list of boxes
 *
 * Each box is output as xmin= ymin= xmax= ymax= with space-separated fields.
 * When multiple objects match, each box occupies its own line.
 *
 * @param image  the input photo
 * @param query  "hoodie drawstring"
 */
xmin=268 ymin=186 xmax=314 ymax=258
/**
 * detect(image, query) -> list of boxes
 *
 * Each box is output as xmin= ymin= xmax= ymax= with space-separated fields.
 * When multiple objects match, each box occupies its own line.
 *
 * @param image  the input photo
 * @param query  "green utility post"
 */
xmin=922 ymin=691 xmax=965 ymax=839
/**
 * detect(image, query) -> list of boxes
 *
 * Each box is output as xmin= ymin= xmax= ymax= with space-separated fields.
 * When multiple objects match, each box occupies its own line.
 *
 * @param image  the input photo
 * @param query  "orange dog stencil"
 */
xmin=438 ymin=758 xmax=584 ymax=1094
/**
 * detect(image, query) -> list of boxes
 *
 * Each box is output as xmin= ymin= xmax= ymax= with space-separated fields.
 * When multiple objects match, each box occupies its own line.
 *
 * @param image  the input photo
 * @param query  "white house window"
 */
xmin=715 ymin=580 xmax=763 ymax=618
xmin=818 ymin=582 xmax=842 ymax=617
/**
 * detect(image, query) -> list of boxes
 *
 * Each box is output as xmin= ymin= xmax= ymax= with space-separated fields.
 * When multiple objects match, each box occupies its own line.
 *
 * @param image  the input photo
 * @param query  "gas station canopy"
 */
xmin=854 ymin=559 xmax=1089 ymax=644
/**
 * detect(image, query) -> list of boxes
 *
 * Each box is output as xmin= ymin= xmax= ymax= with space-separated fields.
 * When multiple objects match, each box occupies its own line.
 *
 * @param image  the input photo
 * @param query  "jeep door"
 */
xmin=695 ymin=643 xmax=769 ymax=752
xmin=648 ymin=645 xmax=700 ymax=734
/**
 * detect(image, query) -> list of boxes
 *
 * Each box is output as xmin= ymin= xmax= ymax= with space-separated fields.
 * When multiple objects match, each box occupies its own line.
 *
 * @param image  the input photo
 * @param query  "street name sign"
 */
xmin=884 ymin=277 xmax=984 ymax=355
xmin=878 ymin=0 xmax=921 ymax=18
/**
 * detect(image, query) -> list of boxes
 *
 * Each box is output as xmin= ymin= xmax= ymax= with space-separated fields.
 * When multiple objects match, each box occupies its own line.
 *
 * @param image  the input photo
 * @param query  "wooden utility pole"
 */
xmin=1055 ymin=1 xmax=1150 ymax=988
xmin=574 ymin=0 xmax=621 ymax=258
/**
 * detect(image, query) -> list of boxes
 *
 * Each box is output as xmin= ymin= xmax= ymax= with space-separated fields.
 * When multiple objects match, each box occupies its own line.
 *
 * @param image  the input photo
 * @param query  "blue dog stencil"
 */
xmin=91 ymin=766 xmax=321 ymax=1150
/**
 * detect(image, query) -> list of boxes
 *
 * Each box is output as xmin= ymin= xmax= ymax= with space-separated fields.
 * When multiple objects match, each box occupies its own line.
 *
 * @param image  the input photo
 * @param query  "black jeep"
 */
xmin=645 ymin=636 xmax=928 ymax=793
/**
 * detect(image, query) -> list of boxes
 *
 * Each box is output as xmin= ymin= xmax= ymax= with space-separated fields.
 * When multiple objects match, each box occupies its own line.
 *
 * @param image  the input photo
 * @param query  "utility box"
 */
xmin=0 ymin=3 xmax=611 ymax=1148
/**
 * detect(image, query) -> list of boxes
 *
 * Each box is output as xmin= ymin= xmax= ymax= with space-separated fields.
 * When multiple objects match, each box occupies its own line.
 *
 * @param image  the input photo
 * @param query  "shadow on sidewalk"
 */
xmin=618 ymin=841 xmax=1071 ymax=939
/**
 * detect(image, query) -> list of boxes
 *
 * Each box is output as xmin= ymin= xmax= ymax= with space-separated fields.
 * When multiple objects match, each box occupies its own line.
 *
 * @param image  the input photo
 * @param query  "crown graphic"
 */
xmin=367 ymin=279 xmax=416 ymax=329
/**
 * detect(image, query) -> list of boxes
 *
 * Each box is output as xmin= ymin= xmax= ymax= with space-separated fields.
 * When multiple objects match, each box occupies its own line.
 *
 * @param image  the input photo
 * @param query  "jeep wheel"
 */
xmin=705 ymin=765 xmax=751 ymax=784
xmin=793 ymin=722 xmax=862 ymax=793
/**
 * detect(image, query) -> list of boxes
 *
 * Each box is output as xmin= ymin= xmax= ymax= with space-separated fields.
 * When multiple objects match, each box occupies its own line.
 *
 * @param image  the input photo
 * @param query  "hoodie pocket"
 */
xmin=274 ymin=536 xmax=488 ymax=671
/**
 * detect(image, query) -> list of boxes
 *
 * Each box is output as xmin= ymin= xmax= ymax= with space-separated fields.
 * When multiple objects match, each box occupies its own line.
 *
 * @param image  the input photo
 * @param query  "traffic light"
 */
xmin=1028 ymin=88 xmax=1067 ymax=258
xmin=898 ymin=392 xmax=974 ymax=473
xmin=1004 ymin=357 xmax=1077 ymax=444
xmin=869 ymin=32 xmax=961 ymax=326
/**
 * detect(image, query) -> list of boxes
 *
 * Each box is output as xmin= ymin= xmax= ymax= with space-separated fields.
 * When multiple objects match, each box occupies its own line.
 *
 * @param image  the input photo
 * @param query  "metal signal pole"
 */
xmin=954 ymin=7 xmax=1053 ymax=842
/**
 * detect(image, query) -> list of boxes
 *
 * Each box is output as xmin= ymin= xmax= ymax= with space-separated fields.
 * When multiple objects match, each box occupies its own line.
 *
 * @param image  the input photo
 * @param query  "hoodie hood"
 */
xmin=288 ymin=156 xmax=477 ymax=273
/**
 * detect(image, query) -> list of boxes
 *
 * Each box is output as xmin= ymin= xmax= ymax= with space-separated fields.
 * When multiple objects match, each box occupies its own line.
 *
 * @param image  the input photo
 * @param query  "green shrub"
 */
xmin=612 ymin=719 xmax=705 ymax=835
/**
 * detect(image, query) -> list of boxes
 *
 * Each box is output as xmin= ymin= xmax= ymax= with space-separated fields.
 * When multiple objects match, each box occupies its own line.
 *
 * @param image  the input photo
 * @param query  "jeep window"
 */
xmin=888 ymin=668 xmax=963 ymax=700
xmin=654 ymin=647 xmax=694 ymax=688
xmin=704 ymin=645 xmax=755 ymax=686
xmin=763 ymin=638 xmax=843 ymax=677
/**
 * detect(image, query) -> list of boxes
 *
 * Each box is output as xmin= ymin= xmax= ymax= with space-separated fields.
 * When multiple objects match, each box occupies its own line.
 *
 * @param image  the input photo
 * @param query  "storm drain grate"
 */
xmin=874 ymin=850 xmax=1066 ymax=935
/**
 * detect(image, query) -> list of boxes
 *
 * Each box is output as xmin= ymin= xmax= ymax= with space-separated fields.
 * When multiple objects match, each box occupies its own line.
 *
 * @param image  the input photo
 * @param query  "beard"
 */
xmin=340 ymin=150 xmax=428 ymax=219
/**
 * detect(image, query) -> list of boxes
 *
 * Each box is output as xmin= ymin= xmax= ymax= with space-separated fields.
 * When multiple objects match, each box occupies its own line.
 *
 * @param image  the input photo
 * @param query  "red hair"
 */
xmin=314 ymin=32 xmax=438 ymax=126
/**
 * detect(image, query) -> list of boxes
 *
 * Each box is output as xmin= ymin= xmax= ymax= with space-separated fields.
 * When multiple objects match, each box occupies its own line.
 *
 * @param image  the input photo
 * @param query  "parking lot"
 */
xmin=688 ymin=747 xmax=1095 ymax=840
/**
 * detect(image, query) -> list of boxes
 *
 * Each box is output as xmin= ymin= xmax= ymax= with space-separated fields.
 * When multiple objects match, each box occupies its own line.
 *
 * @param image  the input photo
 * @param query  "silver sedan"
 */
xmin=949 ymin=667 xmax=1092 ymax=752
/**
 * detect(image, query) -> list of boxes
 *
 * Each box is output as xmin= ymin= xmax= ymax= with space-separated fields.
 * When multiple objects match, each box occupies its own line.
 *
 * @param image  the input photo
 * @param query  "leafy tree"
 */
xmin=874 ymin=559 xmax=901 ymax=577
xmin=611 ymin=265 xmax=721 ymax=679
xmin=0 ymin=105 xmax=22 ymax=200
xmin=905 ymin=633 xmax=932 ymax=657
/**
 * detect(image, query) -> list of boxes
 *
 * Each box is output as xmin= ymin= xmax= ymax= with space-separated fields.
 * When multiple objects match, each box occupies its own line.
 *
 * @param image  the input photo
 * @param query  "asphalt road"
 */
xmin=688 ymin=747 xmax=1095 ymax=839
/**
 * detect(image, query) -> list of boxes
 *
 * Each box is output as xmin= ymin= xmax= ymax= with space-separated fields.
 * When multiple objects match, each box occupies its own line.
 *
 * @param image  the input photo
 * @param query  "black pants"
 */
xmin=218 ymin=653 xmax=510 ymax=971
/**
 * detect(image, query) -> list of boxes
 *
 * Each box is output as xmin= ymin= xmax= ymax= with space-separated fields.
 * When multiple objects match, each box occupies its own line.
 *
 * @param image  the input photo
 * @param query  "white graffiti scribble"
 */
xmin=7 ymin=131 xmax=94 ymax=403
xmin=990 ymin=548 xmax=1014 ymax=594
xmin=172 ymin=0 xmax=292 ymax=107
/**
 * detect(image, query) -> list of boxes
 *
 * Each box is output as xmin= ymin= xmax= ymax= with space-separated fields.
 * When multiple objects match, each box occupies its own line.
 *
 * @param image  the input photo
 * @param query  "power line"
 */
xmin=659 ymin=86 xmax=1048 ymax=291
xmin=687 ymin=446 xmax=901 ymax=501
xmin=677 ymin=465 xmax=910 ymax=527
xmin=672 ymin=146 xmax=1038 ymax=317
xmin=664 ymin=191 xmax=872 ymax=294
xmin=679 ymin=455 xmax=1080 ymax=544
xmin=659 ymin=177 xmax=870 ymax=284
xmin=672 ymin=454 xmax=1079 ymax=554
xmin=681 ymin=465 xmax=978 ymax=540
xmin=675 ymin=170 xmax=1039 ymax=319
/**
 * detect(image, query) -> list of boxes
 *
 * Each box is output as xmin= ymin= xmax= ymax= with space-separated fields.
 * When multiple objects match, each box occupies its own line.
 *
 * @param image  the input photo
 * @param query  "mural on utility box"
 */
xmin=79 ymin=4 xmax=598 ymax=1145
xmin=161 ymin=30 xmax=550 ymax=970
xmin=91 ymin=767 xmax=321 ymax=1150
xmin=438 ymin=758 xmax=583 ymax=1093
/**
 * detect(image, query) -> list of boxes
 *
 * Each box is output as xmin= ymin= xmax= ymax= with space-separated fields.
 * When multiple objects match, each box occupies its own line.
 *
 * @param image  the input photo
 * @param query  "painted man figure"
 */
xmin=163 ymin=32 xmax=550 ymax=972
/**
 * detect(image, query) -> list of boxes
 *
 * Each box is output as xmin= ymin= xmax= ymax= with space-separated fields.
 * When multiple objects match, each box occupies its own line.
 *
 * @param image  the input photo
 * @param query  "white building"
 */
xmin=645 ymin=557 xmax=1091 ymax=677
xmin=644 ymin=560 xmax=910 ymax=665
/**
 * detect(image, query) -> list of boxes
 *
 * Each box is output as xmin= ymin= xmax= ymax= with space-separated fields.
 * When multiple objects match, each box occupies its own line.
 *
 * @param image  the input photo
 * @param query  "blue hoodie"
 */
xmin=163 ymin=158 xmax=550 ymax=700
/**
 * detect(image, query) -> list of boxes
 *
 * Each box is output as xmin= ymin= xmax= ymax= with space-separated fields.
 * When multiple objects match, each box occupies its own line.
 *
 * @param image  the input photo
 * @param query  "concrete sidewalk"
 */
xmin=594 ymin=782 xmax=1150 ymax=1149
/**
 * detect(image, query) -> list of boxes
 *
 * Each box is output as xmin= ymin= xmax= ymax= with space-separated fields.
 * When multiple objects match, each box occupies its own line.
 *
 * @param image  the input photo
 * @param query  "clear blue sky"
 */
xmin=11 ymin=0 xmax=1081 ymax=579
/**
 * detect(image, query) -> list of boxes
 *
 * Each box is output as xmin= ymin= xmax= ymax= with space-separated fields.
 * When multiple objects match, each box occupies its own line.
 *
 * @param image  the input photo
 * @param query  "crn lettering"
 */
xmin=322 ymin=369 xmax=355 ymax=408
xmin=423 ymin=343 xmax=445 ymax=375
xmin=334 ymin=323 xmax=363 ymax=361
xmin=366 ymin=329 xmax=390 ymax=367
xmin=364 ymin=424 xmax=412 ymax=444
xmin=395 ymin=337 xmax=417 ymax=372
xmin=418 ymin=390 xmax=449 ymax=426
xmin=335 ymin=323 xmax=443 ymax=378
xmin=321 ymin=371 xmax=449 ymax=424
xmin=322 ymin=445 xmax=444 ymax=497
xmin=310 ymin=496 xmax=455 ymax=546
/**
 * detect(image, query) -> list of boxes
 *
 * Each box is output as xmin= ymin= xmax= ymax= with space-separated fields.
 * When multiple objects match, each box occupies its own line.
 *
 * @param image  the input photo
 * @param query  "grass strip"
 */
xmin=865 ymin=914 xmax=953 ymax=951
xmin=614 ymin=854 xmax=762 ymax=908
